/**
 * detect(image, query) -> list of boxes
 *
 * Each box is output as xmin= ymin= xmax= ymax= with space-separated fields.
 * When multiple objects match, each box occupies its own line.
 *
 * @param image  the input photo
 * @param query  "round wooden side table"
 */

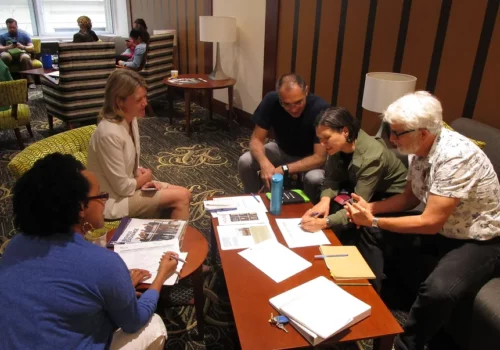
xmin=107 ymin=225 xmax=209 ymax=339
xmin=163 ymin=73 xmax=237 ymax=136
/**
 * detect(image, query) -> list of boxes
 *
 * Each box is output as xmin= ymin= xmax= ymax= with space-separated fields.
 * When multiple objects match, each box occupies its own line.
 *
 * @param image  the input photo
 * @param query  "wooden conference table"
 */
xmin=211 ymin=194 xmax=402 ymax=349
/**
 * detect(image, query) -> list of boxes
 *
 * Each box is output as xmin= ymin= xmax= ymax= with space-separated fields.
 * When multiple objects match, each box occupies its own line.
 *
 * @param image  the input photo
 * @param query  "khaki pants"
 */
xmin=1 ymin=52 xmax=34 ymax=83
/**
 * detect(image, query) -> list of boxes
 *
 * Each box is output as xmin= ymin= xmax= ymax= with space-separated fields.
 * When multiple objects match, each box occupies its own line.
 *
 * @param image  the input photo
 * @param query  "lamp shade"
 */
xmin=362 ymin=72 xmax=417 ymax=113
xmin=199 ymin=16 xmax=236 ymax=43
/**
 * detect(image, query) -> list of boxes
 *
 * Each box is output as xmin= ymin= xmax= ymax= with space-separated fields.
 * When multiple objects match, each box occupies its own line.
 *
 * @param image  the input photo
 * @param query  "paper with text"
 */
xmin=216 ymin=223 xmax=276 ymax=250
xmin=276 ymin=218 xmax=330 ymax=248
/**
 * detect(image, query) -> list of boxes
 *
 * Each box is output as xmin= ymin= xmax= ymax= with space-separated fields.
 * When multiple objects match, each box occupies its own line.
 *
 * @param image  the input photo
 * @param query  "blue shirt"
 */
xmin=0 ymin=233 xmax=160 ymax=349
xmin=124 ymin=42 xmax=147 ymax=70
xmin=0 ymin=30 xmax=32 ymax=46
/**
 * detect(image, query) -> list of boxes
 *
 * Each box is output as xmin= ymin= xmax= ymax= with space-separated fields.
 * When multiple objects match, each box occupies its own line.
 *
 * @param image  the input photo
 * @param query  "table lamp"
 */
xmin=362 ymin=72 xmax=417 ymax=113
xmin=199 ymin=16 xmax=236 ymax=80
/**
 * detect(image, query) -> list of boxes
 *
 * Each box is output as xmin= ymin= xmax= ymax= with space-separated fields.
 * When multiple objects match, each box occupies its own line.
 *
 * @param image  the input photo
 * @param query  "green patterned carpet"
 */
xmin=0 ymin=88 xmax=415 ymax=350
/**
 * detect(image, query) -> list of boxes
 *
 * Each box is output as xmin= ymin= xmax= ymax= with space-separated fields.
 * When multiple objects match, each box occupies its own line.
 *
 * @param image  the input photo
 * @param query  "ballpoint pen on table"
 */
xmin=314 ymin=254 xmax=349 ymax=259
xmin=250 ymin=193 xmax=260 ymax=203
xmin=298 ymin=212 xmax=319 ymax=226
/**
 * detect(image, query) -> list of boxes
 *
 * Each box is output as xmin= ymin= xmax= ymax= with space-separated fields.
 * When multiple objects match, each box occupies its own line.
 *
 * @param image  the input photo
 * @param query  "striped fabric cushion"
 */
xmin=141 ymin=34 xmax=174 ymax=99
xmin=41 ymin=42 xmax=115 ymax=123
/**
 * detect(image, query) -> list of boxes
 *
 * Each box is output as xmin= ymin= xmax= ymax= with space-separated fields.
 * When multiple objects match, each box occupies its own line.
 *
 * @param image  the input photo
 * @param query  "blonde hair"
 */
xmin=77 ymin=16 xmax=92 ymax=31
xmin=99 ymin=69 xmax=147 ymax=122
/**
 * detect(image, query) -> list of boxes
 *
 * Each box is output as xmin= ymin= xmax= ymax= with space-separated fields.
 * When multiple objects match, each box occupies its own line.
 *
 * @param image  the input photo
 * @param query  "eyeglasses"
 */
xmin=390 ymin=129 xmax=416 ymax=138
xmin=279 ymin=96 xmax=306 ymax=109
xmin=88 ymin=192 xmax=109 ymax=202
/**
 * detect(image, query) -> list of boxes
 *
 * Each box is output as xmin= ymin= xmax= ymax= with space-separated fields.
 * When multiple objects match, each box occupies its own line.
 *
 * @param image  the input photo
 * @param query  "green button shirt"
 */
xmin=321 ymin=130 xmax=407 ymax=227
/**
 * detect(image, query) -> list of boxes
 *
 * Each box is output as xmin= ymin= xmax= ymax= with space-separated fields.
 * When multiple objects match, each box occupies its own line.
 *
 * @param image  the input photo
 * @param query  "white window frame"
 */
xmin=33 ymin=0 xmax=114 ymax=37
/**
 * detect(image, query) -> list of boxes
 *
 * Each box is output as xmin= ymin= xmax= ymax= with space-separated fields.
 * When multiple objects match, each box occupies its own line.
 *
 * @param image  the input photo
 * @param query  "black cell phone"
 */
xmin=12 ymin=40 xmax=17 ymax=45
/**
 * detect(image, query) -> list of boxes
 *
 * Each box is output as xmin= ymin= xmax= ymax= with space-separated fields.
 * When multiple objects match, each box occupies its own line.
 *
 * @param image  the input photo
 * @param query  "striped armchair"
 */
xmin=141 ymin=33 xmax=175 ymax=101
xmin=41 ymin=42 xmax=115 ymax=130
xmin=0 ymin=79 xmax=33 ymax=149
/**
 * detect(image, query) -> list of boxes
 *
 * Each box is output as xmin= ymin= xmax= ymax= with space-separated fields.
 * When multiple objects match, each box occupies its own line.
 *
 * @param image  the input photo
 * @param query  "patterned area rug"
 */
xmin=0 ymin=88 xmax=412 ymax=350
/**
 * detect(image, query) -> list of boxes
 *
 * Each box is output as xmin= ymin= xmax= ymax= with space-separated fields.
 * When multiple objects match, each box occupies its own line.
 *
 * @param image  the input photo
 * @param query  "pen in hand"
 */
xmin=298 ymin=212 xmax=319 ymax=226
xmin=168 ymin=254 xmax=186 ymax=263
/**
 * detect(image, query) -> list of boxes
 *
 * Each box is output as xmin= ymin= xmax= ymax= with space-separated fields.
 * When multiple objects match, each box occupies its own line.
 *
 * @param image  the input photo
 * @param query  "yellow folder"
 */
xmin=319 ymin=246 xmax=376 ymax=280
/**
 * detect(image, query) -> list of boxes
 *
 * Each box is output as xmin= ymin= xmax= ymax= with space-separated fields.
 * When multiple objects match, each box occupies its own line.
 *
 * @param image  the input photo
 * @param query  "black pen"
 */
xmin=298 ymin=212 xmax=319 ymax=226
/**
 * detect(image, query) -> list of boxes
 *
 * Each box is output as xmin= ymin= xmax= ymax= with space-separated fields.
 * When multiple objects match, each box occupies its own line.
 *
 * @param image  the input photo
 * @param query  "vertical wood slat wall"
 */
xmin=272 ymin=0 xmax=500 ymax=134
xmin=129 ymin=0 xmax=212 ymax=76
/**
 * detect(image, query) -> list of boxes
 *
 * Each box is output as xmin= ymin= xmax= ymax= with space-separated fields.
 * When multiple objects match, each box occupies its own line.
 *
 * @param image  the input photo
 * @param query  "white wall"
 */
xmin=212 ymin=0 xmax=266 ymax=114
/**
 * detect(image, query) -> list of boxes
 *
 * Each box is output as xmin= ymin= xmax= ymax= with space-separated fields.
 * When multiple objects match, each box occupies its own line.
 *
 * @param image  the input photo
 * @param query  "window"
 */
xmin=0 ymin=0 xmax=114 ymax=37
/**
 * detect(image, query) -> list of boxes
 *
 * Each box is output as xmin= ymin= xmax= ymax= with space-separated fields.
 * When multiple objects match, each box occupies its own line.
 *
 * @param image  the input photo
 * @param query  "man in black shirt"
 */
xmin=238 ymin=73 xmax=329 ymax=201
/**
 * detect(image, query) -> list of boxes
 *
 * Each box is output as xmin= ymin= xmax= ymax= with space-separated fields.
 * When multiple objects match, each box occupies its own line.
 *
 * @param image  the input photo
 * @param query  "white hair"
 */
xmin=382 ymin=91 xmax=443 ymax=135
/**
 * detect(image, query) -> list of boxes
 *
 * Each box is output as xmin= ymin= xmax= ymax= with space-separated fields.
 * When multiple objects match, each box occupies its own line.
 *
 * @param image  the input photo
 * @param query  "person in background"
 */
xmin=238 ymin=73 xmax=329 ymax=202
xmin=0 ymin=60 xmax=13 ymax=111
xmin=345 ymin=91 xmax=500 ymax=350
xmin=73 ymin=15 xmax=99 ymax=43
xmin=300 ymin=107 xmax=407 ymax=237
xmin=0 ymin=153 xmax=178 ymax=349
xmin=116 ymin=38 xmax=136 ymax=62
xmin=87 ymin=69 xmax=191 ymax=220
xmin=134 ymin=18 xmax=150 ymax=44
xmin=117 ymin=29 xmax=147 ymax=71
xmin=0 ymin=18 xmax=34 ymax=85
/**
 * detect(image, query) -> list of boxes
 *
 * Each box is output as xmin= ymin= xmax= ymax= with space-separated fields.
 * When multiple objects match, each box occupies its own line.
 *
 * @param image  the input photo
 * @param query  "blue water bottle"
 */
xmin=270 ymin=173 xmax=284 ymax=215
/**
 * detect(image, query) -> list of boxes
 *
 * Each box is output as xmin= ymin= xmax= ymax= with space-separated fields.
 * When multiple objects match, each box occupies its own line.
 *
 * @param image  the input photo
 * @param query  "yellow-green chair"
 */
xmin=7 ymin=124 xmax=120 ymax=232
xmin=31 ymin=38 xmax=43 ymax=69
xmin=0 ymin=79 xmax=33 ymax=149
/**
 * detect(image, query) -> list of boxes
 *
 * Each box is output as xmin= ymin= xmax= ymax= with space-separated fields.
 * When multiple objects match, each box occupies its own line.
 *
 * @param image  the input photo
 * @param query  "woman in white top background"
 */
xmin=87 ymin=69 xmax=191 ymax=220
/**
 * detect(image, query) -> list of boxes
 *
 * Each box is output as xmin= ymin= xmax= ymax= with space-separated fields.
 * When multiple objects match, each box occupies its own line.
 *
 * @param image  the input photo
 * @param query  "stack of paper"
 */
xmin=269 ymin=276 xmax=371 ymax=345
xmin=108 ymin=218 xmax=187 ymax=247
xmin=115 ymin=241 xmax=187 ymax=286
xmin=204 ymin=200 xmax=238 ymax=212
xmin=276 ymin=218 xmax=330 ymax=248
xmin=206 ymin=196 xmax=268 ymax=217
xmin=319 ymin=246 xmax=375 ymax=280
xmin=217 ymin=222 xmax=276 ymax=250
xmin=239 ymin=240 xmax=311 ymax=282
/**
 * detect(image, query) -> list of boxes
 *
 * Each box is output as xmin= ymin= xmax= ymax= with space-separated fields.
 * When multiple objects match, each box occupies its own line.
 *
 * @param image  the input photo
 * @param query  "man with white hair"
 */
xmin=345 ymin=91 xmax=500 ymax=350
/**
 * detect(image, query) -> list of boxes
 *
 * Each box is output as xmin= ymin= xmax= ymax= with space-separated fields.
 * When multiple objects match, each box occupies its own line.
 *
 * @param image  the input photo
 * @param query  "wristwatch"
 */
xmin=281 ymin=164 xmax=289 ymax=177
xmin=325 ymin=217 xmax=332 ymax=228
xmin=372 ymin=217 xmax=380 ymax=228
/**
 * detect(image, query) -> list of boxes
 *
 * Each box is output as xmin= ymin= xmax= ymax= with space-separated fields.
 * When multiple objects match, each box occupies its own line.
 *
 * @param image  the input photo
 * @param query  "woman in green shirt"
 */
xmin=300 ymin=107 xmax=407 ymax=234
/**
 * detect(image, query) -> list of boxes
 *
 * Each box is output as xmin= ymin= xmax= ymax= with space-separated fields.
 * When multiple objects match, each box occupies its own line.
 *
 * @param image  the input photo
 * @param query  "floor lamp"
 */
xmin=199 ymin=16 xmax=236 ymax=80
xmin=362 ymin=72 xmax=417 ymax=137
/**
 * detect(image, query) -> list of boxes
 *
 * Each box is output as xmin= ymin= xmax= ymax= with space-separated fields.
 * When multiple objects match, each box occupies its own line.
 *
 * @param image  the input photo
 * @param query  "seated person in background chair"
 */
xmin=116 ymin=38 xmax=136 ymax=62
xmin=73 ymin=16 xmax=99 ymax=43
xmin=87 ymin=69 xmax=191 ymax=220
xmin=0 ymin=18 xmax=34 ymax=83
xmin=300 ymin=107 xmax=407 ymax=235
xmin=134 ymin=18 xmax=150 ymax=44
xmin=345 ymin=91 xmax=500 ymax=350
xmin=238 ymin=73 xmax=329 ymax=201
xmin=0 ymin=60 xmax=13 ymax=111
xmin=0 ymin=153 xmax=179 ymax=349
xmin=117 ymin=29 xmax=147 ymax=71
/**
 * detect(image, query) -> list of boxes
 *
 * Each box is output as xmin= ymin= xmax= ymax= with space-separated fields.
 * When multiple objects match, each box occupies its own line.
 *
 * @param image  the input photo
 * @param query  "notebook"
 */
xmin=269 ymin=276 xmax=371 ymax=344
xmin=319 ymin=246 xmax=376 ymax=280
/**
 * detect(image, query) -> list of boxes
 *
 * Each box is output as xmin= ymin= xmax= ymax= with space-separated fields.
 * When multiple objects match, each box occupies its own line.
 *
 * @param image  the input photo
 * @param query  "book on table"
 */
xmin=107 ymin=217 xmax=187 ymax=248
xmin=269 ymin=276 xmax=371 ymax=345
xmin=319 ymin=245 xmax=376 ymax=280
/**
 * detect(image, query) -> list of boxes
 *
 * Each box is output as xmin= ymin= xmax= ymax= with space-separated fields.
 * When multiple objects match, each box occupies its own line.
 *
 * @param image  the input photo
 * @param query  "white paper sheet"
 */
xmin=238 ymin=240 xmax=312 ymax=283
xmin=276 ymin=218 xmax=331 ymax=248
xmin=208 ymin=196 xmax=268 ymax=217
xmin=216 ymin=223 xmax=276 ymax=250
xmin=217 ymin=211 xmax=269 ymax=226
xmin=114 ymin=241 xmax=187 ymax=286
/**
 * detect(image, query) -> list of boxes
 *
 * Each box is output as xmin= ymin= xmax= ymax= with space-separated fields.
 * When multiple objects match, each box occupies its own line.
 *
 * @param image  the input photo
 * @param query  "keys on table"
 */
xmin=268 ymin=313 xmax=289 ymax=333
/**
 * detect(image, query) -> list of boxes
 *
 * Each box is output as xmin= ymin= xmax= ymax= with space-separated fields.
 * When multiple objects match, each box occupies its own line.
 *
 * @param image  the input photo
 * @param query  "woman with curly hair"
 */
xmin=73 ymin=15 xmax=99 ymax=43
xmin=0 ymin=153 xmax=179 ymax=349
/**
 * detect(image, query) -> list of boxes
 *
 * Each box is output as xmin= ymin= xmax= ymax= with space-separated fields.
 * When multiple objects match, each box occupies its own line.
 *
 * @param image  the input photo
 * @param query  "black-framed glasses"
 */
xmin=88 ymin=192 xmax=109 ymax=202
xmin=279 ymin=96 xmax=306 ymax=109
xmin=390 ymin=129 xmax=416 ymax=138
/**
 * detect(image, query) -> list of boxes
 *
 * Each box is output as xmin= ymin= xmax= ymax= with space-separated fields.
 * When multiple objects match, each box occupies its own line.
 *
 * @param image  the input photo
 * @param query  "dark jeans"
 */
xmin=358 ymin=226 xmax=500 ymax=350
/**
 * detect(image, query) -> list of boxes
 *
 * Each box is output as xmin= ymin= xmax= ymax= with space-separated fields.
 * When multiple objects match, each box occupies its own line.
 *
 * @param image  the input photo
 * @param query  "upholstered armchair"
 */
xmin=7 ymin=124 xmax=119 ymax=232
xmin=0 ymin=79 xmax=33 ymax=149
xmin=41 ymin=41 xmax=116 ymax=130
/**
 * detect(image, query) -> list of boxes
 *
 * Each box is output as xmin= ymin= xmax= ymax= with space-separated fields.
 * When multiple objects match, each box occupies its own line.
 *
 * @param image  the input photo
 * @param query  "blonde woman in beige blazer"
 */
xmin=87 ymin=69 xmax=191 ymax=220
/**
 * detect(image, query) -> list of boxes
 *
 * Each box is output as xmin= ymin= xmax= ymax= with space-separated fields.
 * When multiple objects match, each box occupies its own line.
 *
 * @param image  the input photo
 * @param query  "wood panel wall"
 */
xmin=267 ymin=0 xmax=500 ymax=134
xmin=129 ymin=0 xmax=212 ymax=75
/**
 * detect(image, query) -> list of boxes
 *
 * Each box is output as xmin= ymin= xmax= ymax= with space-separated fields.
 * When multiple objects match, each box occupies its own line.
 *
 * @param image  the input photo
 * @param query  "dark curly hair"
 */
xmin=13 ymin=153 xmax=90 ymax=236
xmin=316 ymin=107 xmax=360 ymax=143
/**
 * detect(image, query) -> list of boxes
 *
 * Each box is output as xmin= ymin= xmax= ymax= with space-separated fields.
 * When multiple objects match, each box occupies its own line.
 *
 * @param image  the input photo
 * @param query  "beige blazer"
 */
xmin=87 ymin=117 xmax=140 ymax=219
